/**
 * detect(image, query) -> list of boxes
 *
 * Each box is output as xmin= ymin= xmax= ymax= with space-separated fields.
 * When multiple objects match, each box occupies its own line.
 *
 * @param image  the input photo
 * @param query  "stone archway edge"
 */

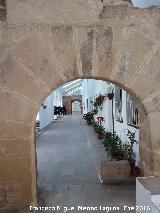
xmin=0 ymin=4 xmax=160 ymax=210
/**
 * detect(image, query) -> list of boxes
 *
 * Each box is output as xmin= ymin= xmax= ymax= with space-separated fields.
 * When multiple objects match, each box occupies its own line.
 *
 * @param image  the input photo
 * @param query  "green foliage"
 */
xmin=93 ymin=108 xmax=98 ymax=115
xmin=93 ymin=94 xmax=105 ymax=113
xmin=83 ymin=112 xmax=94 ymax=121
xmin=94 ymin=124 xmax=105 ymax=136
xmin=91 ymin=119 xmax=98 ymax=128
xmin=102 ymin=130 xmax=138 ymax=161
xmin=102 ymin=132 xmax=123 ymax=158
xmin=122 ymin=130 xmax=139 ymax=162
xmin=83 ymin=111 xmax=138 ymax=162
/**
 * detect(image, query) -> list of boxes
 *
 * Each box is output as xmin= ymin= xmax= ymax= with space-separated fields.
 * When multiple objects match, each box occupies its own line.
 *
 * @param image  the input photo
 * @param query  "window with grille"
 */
xmin=115 ymin=86 xmax=123 ymax=122
xmin=126 ymin=93 xmax=139 ymax=127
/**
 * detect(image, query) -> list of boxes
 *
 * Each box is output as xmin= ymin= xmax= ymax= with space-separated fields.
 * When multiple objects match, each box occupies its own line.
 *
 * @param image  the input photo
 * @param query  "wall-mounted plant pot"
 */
xmin=107 ymin=93 xmax=114 ymax=100
xmin=43 ymin=105 xmax=47 ymax=109
xmin=41 ymin=103 xmax=47 ymax=109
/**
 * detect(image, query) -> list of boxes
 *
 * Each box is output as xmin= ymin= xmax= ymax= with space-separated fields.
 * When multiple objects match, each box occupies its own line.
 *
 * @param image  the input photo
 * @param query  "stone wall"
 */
xmin=63 ymin=96 xmax=82 ymax=114
xmin=0 ymin=0 xmax=6 ymax=21
xmin=63 ymin=96 xmax=72 ymax=115
xmin=0 ymin=1 xmax=160 ymax=211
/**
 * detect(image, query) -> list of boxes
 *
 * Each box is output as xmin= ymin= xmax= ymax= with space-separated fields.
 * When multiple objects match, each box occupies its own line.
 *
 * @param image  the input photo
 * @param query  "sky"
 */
xmin=132 ymin=0 xmax=160 ymax=8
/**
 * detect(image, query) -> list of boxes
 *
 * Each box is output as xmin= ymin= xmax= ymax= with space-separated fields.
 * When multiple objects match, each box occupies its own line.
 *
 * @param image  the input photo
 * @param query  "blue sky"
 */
xmin=132 ymin=0 xmax=160 ymax=8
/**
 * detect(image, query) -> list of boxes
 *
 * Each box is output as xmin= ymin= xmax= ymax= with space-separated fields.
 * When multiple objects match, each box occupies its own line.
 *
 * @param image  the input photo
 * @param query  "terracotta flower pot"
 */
xmin=130 ymin=160 xmax=140 ymax=176
xmin=115 ymin=156 xmax=124 ymax=161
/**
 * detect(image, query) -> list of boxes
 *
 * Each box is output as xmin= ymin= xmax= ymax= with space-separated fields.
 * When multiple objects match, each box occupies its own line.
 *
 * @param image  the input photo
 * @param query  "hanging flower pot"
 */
xmin=107 ymin=93 xmax=114 ymax=100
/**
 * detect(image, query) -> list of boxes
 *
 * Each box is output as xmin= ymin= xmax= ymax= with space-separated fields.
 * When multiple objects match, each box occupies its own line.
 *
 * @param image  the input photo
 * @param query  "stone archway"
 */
xmin=62 ymin=96 xmax=82 ymax=115
xmin=71 ymin=98 xmax=82 ymax=113
xmin=0 ymin=3 xmax=160 ymax=211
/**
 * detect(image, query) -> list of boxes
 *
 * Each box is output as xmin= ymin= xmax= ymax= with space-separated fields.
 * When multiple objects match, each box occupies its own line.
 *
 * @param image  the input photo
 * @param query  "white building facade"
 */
xmin=82 ymin=79 xmax=140 ymax=165
xmin=36 ymin=89 xmax=63 ymax=130
xmin=36 ymin=79 xmax=83 ymax=130
xmin=36 ymin=78 xmax=140 ymax=165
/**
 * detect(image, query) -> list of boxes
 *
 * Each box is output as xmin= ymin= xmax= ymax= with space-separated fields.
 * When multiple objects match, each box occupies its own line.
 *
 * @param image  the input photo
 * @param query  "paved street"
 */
xmin=36 ymin=113 xmax=135 ymax=213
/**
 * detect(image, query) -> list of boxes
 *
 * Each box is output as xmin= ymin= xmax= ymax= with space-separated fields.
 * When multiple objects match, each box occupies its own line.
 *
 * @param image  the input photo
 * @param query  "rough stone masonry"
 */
xmin=0 ymin=0 xmax=160 ymax=211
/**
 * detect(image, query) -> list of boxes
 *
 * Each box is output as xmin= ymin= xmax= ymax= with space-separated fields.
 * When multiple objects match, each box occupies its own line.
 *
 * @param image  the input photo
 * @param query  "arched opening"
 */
xmin=71 ymin=99 xmax=82 ymax=114
xmin=72 ymin=100 xmax=82 ymax=113
xmin=34 ymin=77 xmax=149 ymax=209
xmin=1 ymin=6 xmax=160 ymax=209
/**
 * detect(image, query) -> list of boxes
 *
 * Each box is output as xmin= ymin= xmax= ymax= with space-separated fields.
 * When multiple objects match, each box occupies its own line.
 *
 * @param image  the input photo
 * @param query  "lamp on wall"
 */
xmin=41 ymin=103 xmax=47 ymax=109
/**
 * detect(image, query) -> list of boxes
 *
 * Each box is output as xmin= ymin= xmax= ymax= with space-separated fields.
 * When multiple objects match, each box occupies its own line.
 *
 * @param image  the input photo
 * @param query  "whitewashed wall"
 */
xmin=37 ymin=92 xmax=54 ymax=129
xmin=136 ymin=177 xmax=160 ymax=213
xmin=113 ymin=90 xmax=139 ymax=164
xmin=36 ymin=88 xmax=63 ymax=129
xmin=72 ymin=101 xmax=81 ymax=112
xmin=53 ymin=89 xmax=63 ymax=107
xmin=82 ymin=79 xmax=140 ymax=165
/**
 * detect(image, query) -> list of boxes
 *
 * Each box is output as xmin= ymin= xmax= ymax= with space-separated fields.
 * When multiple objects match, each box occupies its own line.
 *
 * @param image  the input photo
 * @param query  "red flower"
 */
xmin=97 ymin=116 xmax=105 ymax=122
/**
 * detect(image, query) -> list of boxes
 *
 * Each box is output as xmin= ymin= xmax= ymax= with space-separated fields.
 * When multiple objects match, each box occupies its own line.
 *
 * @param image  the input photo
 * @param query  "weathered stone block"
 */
xmin=101 ymin=160 xmax=130 ymax=183
xmin=0 ymin=0 xmax=6 ymax=21
xmin=0 ymin=120 xmax=33 ymax=140
xmin=0 ymin=90 xmax=35 ymax=123
xmin=0 ymin=0 xmax=160 ymax=210
xmin=0 ymin=185 xmax=6 ymax=207
xmin=6 ymin=0 xmax=102 ymax=25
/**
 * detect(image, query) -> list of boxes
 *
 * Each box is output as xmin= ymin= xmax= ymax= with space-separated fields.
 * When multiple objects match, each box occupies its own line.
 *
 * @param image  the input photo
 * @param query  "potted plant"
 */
xmin=91 ymin=119 xmax=98 ymax=128
xmin=93 ymin=94 xmax=105 ymax=111
xmin=94 ymin=124 xmax=105 ymax=140
xmin=101 ymin=132 xmax=131 ymax=183
xmin=93 ymin=108 xmax=98 ymax=115
xmin=83 ymin=112 xmax=94 ymax=125
xmin=97 ymin=115 xmax=105 ymax=125
xmin=101 ymin=130 xmax=140 ymax=182
xmin=122 ymin=130 xmax=139 ymax=162
xmin=108 ymin=134 xmax=124 ymax=160
xmin=130 ymin=159 xmax=140 ymax=176
xmin=107 ymin=93 xmax=114 ymax=100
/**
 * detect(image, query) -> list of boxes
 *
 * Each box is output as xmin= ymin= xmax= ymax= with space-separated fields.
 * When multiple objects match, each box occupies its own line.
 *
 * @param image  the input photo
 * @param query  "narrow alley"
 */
xmin=36 ymin=113 xmax=135 ymax=213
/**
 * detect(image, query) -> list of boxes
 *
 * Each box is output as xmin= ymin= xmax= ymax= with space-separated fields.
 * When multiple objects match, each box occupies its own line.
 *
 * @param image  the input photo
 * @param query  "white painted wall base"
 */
xmin=136 ymin=177 xmax=160 ymax=213
xmin=36 ymin=88 xmax=63 ymax=129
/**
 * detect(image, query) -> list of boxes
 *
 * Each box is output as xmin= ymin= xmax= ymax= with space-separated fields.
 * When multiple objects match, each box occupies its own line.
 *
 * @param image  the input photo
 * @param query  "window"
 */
xmin=89 ymin=97 xmax=93 ymax=111
xmin=86 ymin=99 xmax=88 ymax=112
xmin=115 ymin=86 xmax=123 ymax=122
xmin=126 ymin=93 xmax=139 ymax=127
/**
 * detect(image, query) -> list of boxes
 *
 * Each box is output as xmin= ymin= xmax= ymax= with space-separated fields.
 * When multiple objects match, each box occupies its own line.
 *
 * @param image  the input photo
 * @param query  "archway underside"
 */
xmin=0 ymin=6 xmax=160 ymax=210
